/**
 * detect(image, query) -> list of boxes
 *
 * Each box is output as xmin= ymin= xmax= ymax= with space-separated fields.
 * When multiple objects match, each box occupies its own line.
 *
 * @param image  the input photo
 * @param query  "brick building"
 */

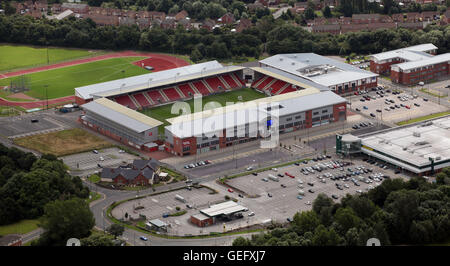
xmin=369 ymin=43 xmax=438 ymax=75
xmin=390 ymin=53 xmax=450 ymax=85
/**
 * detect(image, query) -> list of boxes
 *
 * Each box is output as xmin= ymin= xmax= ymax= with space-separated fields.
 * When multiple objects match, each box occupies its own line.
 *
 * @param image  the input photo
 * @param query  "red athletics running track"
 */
xmin=0 ymin=51 xmax=190 ymax=108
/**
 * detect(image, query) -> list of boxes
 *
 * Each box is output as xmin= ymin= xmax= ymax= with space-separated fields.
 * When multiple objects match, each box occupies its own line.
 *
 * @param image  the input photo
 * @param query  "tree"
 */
xmin=323 ymin=6 xmax=332 ymax=18
xmin=333 ymin=207 xmax=362 ymax=234
xmin=107 ymin=224 xmax=124 ymax=239
xmin=36 ymin=198 xmax=95 ymax=246
xmin=292 ymin=211 xmax=320 ymax=235
xmin=311 ymin=225 xmax=344 ymax=246
xmin=304 ymin=7 xmax=315 ymax=20
xmin=233 ymin=236 xmax=252 ymax=246
xmin=81 ymin=233 xmax=116 ymax=246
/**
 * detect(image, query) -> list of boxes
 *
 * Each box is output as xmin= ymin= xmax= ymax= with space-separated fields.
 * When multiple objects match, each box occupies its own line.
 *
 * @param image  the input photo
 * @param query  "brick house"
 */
xmin=175 ymin=10 xmax=188 ymax=21
xmin=100 ymin=159 xmax=161 ymax=186
xmin=443 ymin=10 xmax=450 ymax=24
xmin=218 ymin=13 xmax=235 ymax=25
xmin=61 ymin=3 xmax=88 ymax=14
xmin=235 ymin=18 xmax=252 ymax=32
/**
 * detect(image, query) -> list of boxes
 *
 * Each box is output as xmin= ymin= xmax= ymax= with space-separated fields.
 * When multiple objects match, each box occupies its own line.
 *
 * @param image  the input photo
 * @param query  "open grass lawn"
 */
xmin=140 ymin=88 xmax=266 ymax=134
xmin=0 ymin=45 xmax=100 ymax=72
xmin=86 ymin=192 xmax=102 ymax=205
xmin=0 ymin=56 xmax=149 ymax=100
xmin=14 ymin=128 xmax=114 ymax=156
xmin=397 ymin=111 xmax=450 ymax=126
xmin=0 ymin=219 xmax=40 ymax=236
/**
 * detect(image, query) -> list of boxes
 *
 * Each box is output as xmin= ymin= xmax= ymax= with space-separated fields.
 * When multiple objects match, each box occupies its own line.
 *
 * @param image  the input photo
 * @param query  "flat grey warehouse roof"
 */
xmin=360 ymin=116 xmax=450 ymax=172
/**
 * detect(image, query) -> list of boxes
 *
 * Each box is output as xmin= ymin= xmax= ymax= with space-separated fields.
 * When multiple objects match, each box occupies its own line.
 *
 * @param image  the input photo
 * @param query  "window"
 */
xmin=286 ymin=117 xmax=292 ymax=121
xmin=313 ymin=111 xmax=319 ymax=116
xmin=295 ymin=115 xmax=302 ymax=120
xmin=322 ymin=109 xmax=328 ymax=114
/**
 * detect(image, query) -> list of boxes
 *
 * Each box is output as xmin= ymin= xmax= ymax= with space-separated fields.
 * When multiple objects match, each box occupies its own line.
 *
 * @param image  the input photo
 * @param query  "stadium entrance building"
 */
xmin=164 ymin=88 xmax=347 ymax=156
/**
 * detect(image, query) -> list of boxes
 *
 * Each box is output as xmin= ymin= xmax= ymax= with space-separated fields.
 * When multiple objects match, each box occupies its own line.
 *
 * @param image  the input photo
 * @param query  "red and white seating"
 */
xmin=163 ymin=87 xmax=182 ymax=101
xmin=232 ymin=73 xmax=245 ymax=86
xmin=222 ymin=74 xmax=239 ymax=89
xmin=255 ymin=76 xmax=274 ymax=90
xmin=279 ymin=86 xmax=296 ymax=94
xmin=268 ymin=80 xmax=287 ymax=95
xmin=192 ymin=81 xmax=210 ymax=95
xmin=133 ymin=93 xmax=151 ymax=108
xmin=114 ymin=95 xmax=137 ymax=109
xmin=177 ymin=83 xmax=196 ymax=98
xmin=205 ymin=77 xmax=226 ymax=92
xmin=146 ymin=90 xmax=166 ymax=104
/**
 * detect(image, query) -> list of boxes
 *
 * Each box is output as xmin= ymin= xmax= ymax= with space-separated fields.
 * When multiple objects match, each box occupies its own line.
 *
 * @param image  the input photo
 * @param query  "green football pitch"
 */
xmin=0 ymin=57 xmax=149 ymax=99
xmin=140 ymin=87 xmax=267 ymax=134
xmin=0 ymin=45 xmax=99 ymax=72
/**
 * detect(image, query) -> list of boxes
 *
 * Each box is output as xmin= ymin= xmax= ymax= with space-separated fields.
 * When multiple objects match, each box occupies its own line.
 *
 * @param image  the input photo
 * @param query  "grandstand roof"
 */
xmin=74 ymin=61 xmax=244 ymax=100
xmin=165 ymin=90 xmax=346 ymax=138
xmin=370 ymin=43 xmax=437 ymax=61
xmin=392 ymin=53 xmax=450 ymax=71
xmin=251 ymin=66 xmax=330 ymax=91
xmin=81 ymin=98 xmax=163 ymax=133
xmin=259 ymin=53 xmax=378 ymax=87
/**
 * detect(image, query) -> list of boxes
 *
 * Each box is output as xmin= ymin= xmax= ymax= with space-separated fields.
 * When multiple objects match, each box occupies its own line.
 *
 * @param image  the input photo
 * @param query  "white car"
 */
xmin=297 ymin=179 xmax=303 ymax=184
xmin=305 ymin=201 xmax=311 ymax=205
xmin=246 ymin=166 xmax=253 ymax=171
xmin=118 ymin=150 xmax=125 ymax=153
xmin=356 ymin=190 xmax=362 ymax=193
xmin=344 ymin=184 xmax=350 ymax=188
xmin=271 ymin=168 xmax=278 ymax=171
xmin=248 ymin=212 xmax=255 ymax=216
xmin=99 ymin=156 xmax=104 ymax=161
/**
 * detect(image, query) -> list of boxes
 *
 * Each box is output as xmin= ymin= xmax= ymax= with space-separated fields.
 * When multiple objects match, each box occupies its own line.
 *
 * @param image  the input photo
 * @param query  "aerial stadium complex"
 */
xmin=76 ymin=57 xmax=348 ymax=156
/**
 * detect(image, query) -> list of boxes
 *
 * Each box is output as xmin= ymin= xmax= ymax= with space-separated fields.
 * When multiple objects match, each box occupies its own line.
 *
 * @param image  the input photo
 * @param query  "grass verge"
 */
xmin=0 ymin=219 xmax=40 ymax=236
xmin=396 ymin=111 xmax=450 ymax=126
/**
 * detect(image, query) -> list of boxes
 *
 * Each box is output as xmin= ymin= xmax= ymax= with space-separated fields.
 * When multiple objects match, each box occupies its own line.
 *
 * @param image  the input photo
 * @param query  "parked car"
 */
xmin=332 ymin=195 xmax=339 ymax=199
xmin=248 ymin=212 xmax=255 ymax=216
xmin=140 ymin=236 xmax=148 ymax=241
xmin=93 ymin=150 xmax=99 ymax=154
xmin=267 ymin=193 xmax=272 ymax=197
xmin=228 ymin=188 xmax=234 ymax=193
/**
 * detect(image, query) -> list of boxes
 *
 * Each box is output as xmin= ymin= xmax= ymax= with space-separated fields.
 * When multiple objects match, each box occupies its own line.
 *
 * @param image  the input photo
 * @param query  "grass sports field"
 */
xmin=14 ymin=128 xmax=113 ymax=156
xmin=0 ymin=45 xmax=100 ymax=72
xmin=0 ymin=57 xmax=149 ymax=100
xmin=140 ymin=88 xmax=267 ymax=133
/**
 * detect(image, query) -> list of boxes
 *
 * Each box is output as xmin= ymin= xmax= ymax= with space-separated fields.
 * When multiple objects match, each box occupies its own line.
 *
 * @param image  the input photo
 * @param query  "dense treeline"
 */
xmin=233 ymin=170 xmax=450 ymax=246
xmin=0 ymin=144 xmax=89 ymax=225
xmin=1 ymin=14 xmax=449 ymax=62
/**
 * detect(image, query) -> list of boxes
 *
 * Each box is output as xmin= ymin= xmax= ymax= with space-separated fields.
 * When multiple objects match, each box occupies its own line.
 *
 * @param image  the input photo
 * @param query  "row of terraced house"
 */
xmin=309 ymin=11 xmax=446 ymax=34
xmin=12 ymin=1 xmax=253 ymax=32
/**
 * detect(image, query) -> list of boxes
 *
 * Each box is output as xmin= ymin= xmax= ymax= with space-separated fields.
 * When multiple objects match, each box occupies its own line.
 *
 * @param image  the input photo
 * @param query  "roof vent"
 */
xmin=402 ymin=147 xmax=407 ymax=151
xmin=291 ymin=62 xmax=295 ymax=65
xmin=280 ymin=58 xmax=283 ymax=61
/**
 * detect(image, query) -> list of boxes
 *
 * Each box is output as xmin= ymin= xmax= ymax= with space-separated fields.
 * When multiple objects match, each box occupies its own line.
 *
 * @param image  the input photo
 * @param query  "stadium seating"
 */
xmin=251 ymin=76 xmax=267 ymax=88
xmin=279 ymin=86 xmax=296 ymax=94
xmin=232 ymin=73 xmax=246 ymax=86
xmin=205 ymin=77 xmax=226 ymax=92
xmin=177 ymin=83 xmax=196 ymax=98
xmin=114 ymin=95 xmax=137 ymax=109
xmin=192 ymin=81 xmax=211 ymax=95
xmin=267 ymin=80 xmax=288 ymax=95
xmin=133 ymin=93 xmax=152 ymax=108
xmin=146 ymin=90 xmax=166 ymax=104
xmin=163 ymin=87 xmax=182 ymax=101
xmin=222 ymin=74 xmax=239 ymax=89
xmin=255 ymin=76 xmax=274 ymax=90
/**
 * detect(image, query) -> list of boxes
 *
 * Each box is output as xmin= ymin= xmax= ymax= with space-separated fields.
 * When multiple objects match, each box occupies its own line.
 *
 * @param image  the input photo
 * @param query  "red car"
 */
xmin=405 ymin=105 xmax=410 ymax=109
xmin=285 ymin=172 xmax=295 ymax=178
xmin=354 ymin=92 xmax=359 ymax=95
xmin=228 ymin=188 xmax=234 ymax=193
